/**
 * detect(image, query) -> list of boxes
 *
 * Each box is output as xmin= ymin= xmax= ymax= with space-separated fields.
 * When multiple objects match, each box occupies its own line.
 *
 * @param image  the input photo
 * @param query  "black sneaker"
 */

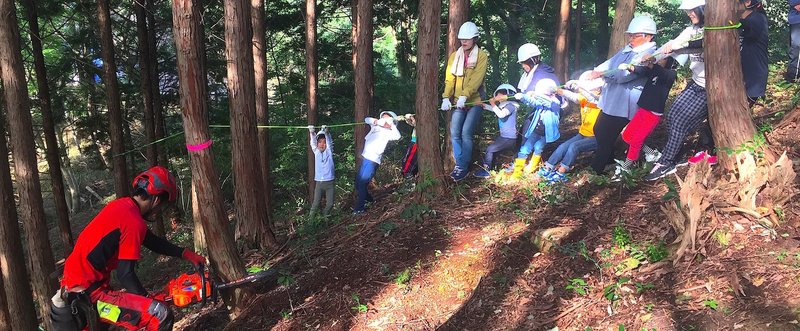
xmin=644 ymin=162 xmax=676 ymax=181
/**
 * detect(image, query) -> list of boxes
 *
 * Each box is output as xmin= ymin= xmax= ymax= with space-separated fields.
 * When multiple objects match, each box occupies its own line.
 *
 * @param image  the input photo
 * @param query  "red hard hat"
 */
xmin=131 ymin=166 xmax=178 ymax=202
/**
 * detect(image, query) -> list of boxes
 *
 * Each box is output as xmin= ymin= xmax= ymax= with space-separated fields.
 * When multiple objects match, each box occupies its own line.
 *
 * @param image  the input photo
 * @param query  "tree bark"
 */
xmin=147 ymin=0 xmax=168 ymax=167
xmin=191 ymin=180 xmax=207 ymax=253
xmin=171 ymin=0 xmax=249 ymax=313
xmin=607 ymin=0 xmax=634 ymax=57
xmin=252 ymin=0 xmax=273 ymax=219
xmin=224 ymin=0 xmax=276 ymax=249
xmin=0 ymin=109 xmax=38 ymax=331
xmin=553 ymin=0 xmax=571 ymax=82
xmin=505 ymin=5 xmax=522 ymax=85
xmin=306 ymin=0 xmax=318 ymax=199
xmin=442 ymin=0 xmax=469 ymax=171
xmin=97 ymin=0 xmax=129 ymax=197
xmin=23 ymin=0 xmax=74 ymax=253
xmin=595 ymin=0 xmax=609 ymax=58
xmin=135 ymin=0 xmax=158 ymax=166
xmin=415 ymin=0 xmax=445 ymax=194
xmin=574 ymin=0 xmax=583 ymax=70
xmin=353 ymin=0 xmax=373 ymax=170
xmin=395 ymin=21 xmax=412 ymax=79
xmin=480 ymin=8 xmax=501 ymax=86
xmin=0 ymin=0 xmax=57 ymax=327
xmin=705 ymin=0 xmax=758 ymax=171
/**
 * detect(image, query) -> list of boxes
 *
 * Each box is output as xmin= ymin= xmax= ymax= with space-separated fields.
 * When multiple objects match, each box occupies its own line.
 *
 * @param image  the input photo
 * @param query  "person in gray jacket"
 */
xmin=787 ymin=0 xmax=800 ymax=81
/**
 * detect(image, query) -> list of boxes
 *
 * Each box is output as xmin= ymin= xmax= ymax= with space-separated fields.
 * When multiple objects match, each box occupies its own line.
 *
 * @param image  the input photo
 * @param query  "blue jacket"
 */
xmin=596 ymin=42 xmax=656 ymax=120
xmin=519 ymin=95 xmax=560 ymax=143
xmin=791 ymin=0 xmax=800 ymax=25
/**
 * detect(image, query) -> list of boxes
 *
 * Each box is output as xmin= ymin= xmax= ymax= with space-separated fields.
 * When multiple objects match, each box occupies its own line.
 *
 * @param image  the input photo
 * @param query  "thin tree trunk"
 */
xmin=607 ymin=0 xmax=634 ymax=57
xmin=171 ymin=0 xmax=249 ymax=313
xmin=705 ymin=0 xmax=758 ymax=171
xmin=0 ymin=266 xmax=9 ymax=331
xmin=354 ymin=0 xmax=373 ymax=171
xmin=0 ymin=109 xmax=38 ymax=331
xmin=0 ymin=0 xmax=57 ymax=327
xmin=224 ymin=0 xmax=276 ymax=249
xmin=395 ymin=21 xmax=412 ymax=79
xmin=252 ymin=0 xmax=273 ymax=220
xmin=574 ymin=0 xmax=582 ymax=70
xmin=480 ymin=9 xmax=501 ymax=86
xmin=505 ymin=5 xmax=522 ymax=85
xmin=415 ymin=0 xmax=445 ymax=195
xmin=553 ymin=0 xmax=571 ymax=82
xmin=191 ymin=180 xmax=207 ymax=253
xmin=135 ymin=0 xmax=157 ymax=166
xmin=595 ymin=0 xmax=609 ymax=58
xmin=306 ymin=0 xmax=318 ymax=199
xmin=23 ymin=0 xmax=74 ymax=253
xmin=442 ymin=0 xmax=469 ymax=172
xmin=97 ymin=0 xmax=129 ymax=197
xmin=147 ymin=0 xmax=168 ymax=167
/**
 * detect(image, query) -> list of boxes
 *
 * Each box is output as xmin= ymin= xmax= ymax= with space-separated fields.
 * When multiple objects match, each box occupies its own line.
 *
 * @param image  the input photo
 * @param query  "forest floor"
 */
xmin=49 ymin=78 xmax=800 ymax=330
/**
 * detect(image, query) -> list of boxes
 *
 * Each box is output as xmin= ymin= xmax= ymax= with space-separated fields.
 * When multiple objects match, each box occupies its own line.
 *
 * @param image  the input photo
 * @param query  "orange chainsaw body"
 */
xmin=164 ymin=271 xmax=212 ymax=307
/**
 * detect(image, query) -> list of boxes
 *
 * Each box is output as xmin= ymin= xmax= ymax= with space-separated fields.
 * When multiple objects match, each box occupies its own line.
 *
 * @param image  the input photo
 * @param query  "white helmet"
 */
xmin=534 ymin=79 xmax=558 ymax=96
xmin=457 ymin=22 xmax=479 ymax=39
xmin=625 ymin=16 xmax=657 ymax=35
xmin=517 ymin=43 xmax=541 ymax=63
xmin=679 ymin=0 xmax=705 ymax=10
xmin=494 ymin=84 xmax=518 ymax=96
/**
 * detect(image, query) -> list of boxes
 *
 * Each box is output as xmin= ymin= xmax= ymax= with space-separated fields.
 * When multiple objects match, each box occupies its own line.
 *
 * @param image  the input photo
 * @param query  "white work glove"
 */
xmin=514 ymin=93 xmax=524 ymax=100
xmin=321 ymin=125 xmax=327 ymax=132
xmin=564 ymin=80 xmax=579 ymax=90
xmin=307 ymin=125 xmax=314 ymax=132
xmin=456 ymin=96 xmax=467 ymax=109
xmin=617 ymin=63 xmax=633 ymax=71
xmin=440 ymin=98 xmax=451 ymax=111
xmin=482 ymin=104 xmax=493 ymax=111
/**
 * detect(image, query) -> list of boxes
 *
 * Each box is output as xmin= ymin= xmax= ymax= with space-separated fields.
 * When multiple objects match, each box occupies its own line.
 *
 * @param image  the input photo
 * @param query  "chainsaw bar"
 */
xmin=216 ymin=268 xmax=278 ymax=290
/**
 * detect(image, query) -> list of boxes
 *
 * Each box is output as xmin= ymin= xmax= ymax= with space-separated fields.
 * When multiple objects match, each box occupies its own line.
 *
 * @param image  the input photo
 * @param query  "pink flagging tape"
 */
xmin=186 ymin=139 xmax=213 ymax=152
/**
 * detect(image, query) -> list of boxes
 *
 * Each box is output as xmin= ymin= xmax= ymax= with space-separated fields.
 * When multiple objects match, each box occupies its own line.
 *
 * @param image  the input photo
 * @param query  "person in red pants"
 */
xmin=51 ymin=166 xmax=205 ymax=331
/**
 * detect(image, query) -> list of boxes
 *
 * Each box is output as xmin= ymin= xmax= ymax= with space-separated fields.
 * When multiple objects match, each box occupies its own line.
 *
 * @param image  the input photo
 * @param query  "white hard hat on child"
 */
xmin=517 ymin=43 xmax=542 ymax=63
xmin=625 ymin=16 xmax=657 ymax=35
xmin=457 ymin=22 xmax=479 ymax=39
xmin=494 ymin=84 xmax=518 ymax=96
xmin=534 ymin=79 xmax=558 ymax=96
xmin=679 ymin=0 xmax=705 ymax=10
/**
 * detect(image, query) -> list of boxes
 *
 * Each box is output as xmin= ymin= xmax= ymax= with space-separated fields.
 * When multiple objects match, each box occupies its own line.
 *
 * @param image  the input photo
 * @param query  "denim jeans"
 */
xmin=450 ymin=105 xmax=483 ymax=169
xmin=545 ymin=134 xmax=597 ymax=170
xmin=517 ymin=133 xmax=546 ymax=158
xmin=354 ymin=159 xmax=378 ymax=213
xmin=788 ymin=23 xmax=800 ymax=81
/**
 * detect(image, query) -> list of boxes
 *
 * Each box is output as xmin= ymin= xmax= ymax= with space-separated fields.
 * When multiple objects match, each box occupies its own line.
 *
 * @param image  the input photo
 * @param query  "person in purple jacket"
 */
xmin=788 ymin=0 xmax=800 ymax=81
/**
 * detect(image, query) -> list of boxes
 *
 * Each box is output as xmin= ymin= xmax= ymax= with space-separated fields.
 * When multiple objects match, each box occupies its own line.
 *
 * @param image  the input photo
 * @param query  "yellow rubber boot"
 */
xmin=510 ymin=158 xmax=527 ymax=180
xmin=524 ymin=155 xmax=542 ymax=175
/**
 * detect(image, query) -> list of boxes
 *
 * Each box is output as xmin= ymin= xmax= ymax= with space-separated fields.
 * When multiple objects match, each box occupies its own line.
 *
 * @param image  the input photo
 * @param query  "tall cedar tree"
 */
xmin=23 ymin=0 xmax=74 ymax=251
xmin=553 ymin=0 xmax=571 ymax=82
xmin=0 ymin=111 xmax=38 ymax=331
xmin=97 ymin=0 xmax=129 ymax=197
xmin=607 ymin=0 xmax=635 ymax=57
xmin=224 ymin=0 xmax=276 ymax=249
xmin=442 ymin=0 xmax=469 ymax=171
xmin=595 ymin=0 xmax=610 ymax=57
xmin=415 ymin=0 xmax=446 ymax=193
xmin=0 ymin=0 xmax=58 ymax=327
xmin=252 ymin=0 xmax=274 ymax=220
xmin=171 ymin=0 xmax=249 ymax=312
xmin=353 ymin=0 xmax=373 ymax=169
xmin=306 ymin=0 xmax=319 ymax=198
xmin=147 ymin=0 xmax=168 ymax=167
xmin=705 ymin=0 xmax=758 ymax=170
xmin=575 ymin=0 xmax=583 ymax=69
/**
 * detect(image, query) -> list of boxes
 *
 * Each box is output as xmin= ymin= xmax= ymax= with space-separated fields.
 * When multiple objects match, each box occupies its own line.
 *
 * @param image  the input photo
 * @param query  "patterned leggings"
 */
xmin=661 ymin=81 xmax=708 ymax=163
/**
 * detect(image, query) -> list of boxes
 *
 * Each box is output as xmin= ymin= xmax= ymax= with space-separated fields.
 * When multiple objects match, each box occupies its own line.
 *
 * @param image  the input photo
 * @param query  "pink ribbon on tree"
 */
xmin=186 ymin=139 xmax=213 ymax=152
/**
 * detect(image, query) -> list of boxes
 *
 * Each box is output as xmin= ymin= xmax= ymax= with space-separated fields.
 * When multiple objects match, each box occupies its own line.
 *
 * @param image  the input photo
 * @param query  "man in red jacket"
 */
xmin=51 ymin=166 xmax=205 ymax=331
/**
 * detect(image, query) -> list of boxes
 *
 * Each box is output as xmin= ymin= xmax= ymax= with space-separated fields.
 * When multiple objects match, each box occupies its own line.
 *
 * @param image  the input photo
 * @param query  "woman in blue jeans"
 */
xmin=441 ymin=22 xmax=488 ymax=181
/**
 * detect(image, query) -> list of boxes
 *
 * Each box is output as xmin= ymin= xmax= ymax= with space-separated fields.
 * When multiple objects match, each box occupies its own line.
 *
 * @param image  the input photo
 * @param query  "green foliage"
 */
xmin=350 ymin=293 xmax=368 ymax=313
xmin=722 ymin=133 xmax=768 ymax=162
xmin=278 ymin=272 xmax=296 ymax=287
xmin=603 ymin=277 xmax=630 ymax=303
xmin=378 ymin=222 xmax=399 ymax=237
xmin=634 ymin=282 xmax=655 ymax=294
xmin=400 ymin=202 xmax=434 ymax=223
xmin=661 ymin=179 xmax=679 ymax=204
xmin=702 ymin=299 xmax=719 ymax=311
xmin=644 ymin=241 xmax=669 ymax=263
xmin=612 ymin=221 xmax=632 ymax=248
xmin=394 ymin=268 xmax=413 ymax=286
xmin=566 ymin=278 xmax=591 ymax=296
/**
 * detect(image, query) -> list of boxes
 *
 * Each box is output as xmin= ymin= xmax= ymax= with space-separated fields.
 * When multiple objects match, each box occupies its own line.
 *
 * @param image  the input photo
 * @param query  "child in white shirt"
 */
xmin=354 ymin=111 xmax=402 ymax=214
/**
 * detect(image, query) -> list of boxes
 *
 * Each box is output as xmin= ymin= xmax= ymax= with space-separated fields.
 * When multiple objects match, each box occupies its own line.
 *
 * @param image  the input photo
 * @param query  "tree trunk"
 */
xmin=415 ymin=0 xmax=445 ymax=194
xmin=252 ymin=0 xmax=273 ymax=220
xmin=395 ymin=21 xmax=412 ymax=79
xmin=595 ymin=0 xmax=609 ymax=58
xmin=135 ymin=0 xmax=158 ymax=166
xmin=607 ymin=0 xmax=634 ymax=57
xmin=553 ymin=0 xmax=571 ymax=82
xmin=171 ymin=0 xmax=249 ymax=313
xmin=0 ymin=110 xmax=38 ymax=331
xmin=574 ymin=0 xmax=582 ymax=70
xmin=705 ymin=0 xmax=758 ymax=171
xmin=22 ymin=0 xmax=74 ymax=253
xmin=0 ymin=267 xmax=9 ymax=331
xmin=191 ymin=180 xmax=207 ymax=254
xmin=147 ymin=0 xmax=168 ymax=167
xmin=353 ymin=0 xmax=373 ymax=170
xmin=224 ymin=0 xmax=276 ymax=249
xmin=97 ymin=0 xmax=129 ymax=197
xmin=480 ymin=9 xmax=501 ymax=86
xmin=505 ymin=5 xmax=522 ymax=85
xmin=0 ymin=0 xmax=57 ymax=327
xmin=306 ymin=0 xmax=318 ymax=199
xmin=442 ymin=0 xmax=469 ymax=171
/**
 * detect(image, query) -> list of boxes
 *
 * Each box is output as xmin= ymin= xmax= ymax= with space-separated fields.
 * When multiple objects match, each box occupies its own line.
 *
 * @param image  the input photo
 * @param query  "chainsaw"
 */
xmin=153 ymin=264 xmax=277 ymax=307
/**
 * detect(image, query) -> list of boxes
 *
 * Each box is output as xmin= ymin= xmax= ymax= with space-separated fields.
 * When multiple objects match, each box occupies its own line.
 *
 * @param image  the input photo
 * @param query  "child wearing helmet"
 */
xmin=308 ymin=125 xmax=335 ymax=217
xmin=473 ymin=84 xmax=520 ymax=179
xmin=354 ymin=111 xmax=403 ymax=214
xmin=505 ymin=79 xmax=561 ymax=180
xmin=537 ymin=72 xmax=603 ymax=184
xmin=589 ymin=15 xmax=657 ymax=175
xmin=51 ymin=166 xmax=205 ymax=331
xmin=441 ymin=21 xmax=489 ymax=181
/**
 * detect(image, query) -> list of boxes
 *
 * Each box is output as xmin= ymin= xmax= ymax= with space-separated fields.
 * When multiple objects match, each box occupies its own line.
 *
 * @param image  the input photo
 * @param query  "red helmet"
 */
xmin=131 ymin=166 xmax=178 ymax=202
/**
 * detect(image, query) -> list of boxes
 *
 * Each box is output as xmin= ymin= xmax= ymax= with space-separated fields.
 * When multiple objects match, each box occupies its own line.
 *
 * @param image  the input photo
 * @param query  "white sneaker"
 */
xmin=644 ymin=149 xmax=662 ymax=163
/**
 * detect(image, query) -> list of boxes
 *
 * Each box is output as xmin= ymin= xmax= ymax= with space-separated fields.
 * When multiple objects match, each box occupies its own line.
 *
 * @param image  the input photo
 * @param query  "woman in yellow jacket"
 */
xmin=440 ymin=21 xmax=488 ymax=181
